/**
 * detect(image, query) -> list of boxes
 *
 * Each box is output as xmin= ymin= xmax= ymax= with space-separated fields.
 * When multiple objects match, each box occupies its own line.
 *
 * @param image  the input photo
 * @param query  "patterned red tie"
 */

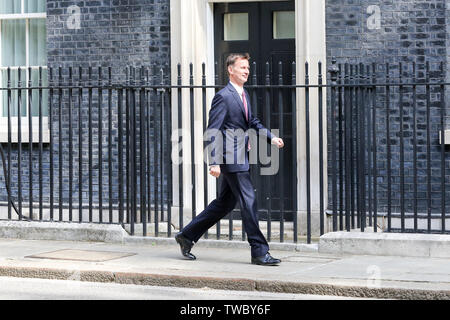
xmin=242 ymin=91 xmax=248 ymax=121
xmin=242 ymin=91 xmax=250 ymax=150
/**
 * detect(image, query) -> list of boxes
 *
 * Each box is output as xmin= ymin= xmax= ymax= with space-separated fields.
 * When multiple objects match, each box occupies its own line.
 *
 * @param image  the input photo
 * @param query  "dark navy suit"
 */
xmin=181 ymin=82 xmax=274 ymax=258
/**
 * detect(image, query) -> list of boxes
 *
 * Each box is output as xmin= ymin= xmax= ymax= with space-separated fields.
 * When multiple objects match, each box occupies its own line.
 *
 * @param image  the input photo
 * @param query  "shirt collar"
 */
xmin=229 ymin=81 xmax=244 ymax=97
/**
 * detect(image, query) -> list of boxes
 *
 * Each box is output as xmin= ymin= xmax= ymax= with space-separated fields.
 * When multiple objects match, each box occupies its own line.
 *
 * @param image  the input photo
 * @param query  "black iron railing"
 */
xmin=328 ymin=59 xmax=449 ymax=234
xmin=0 ymin=60 xmax=448 ymax=247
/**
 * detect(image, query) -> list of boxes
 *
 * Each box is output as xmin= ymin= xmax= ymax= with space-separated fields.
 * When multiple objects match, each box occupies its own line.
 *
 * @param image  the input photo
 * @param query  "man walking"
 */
xmin=175 ymin=53 xmax=285 ymax=266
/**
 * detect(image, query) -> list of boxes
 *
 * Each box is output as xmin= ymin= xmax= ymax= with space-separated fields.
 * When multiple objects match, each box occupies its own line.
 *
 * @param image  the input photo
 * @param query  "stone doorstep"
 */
xmin=0 ymin=221 xmax=127 ymax=243
xmin=319 ymin=231 xmax=450 ymax=258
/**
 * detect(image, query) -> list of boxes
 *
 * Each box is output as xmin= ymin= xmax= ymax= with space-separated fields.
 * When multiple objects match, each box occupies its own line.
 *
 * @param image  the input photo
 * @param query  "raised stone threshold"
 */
xmin=319 ymin=231 xmax=450 ymax=258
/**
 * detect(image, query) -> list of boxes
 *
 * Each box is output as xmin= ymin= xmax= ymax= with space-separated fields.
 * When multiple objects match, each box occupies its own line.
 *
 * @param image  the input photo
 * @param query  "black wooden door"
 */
xmin=214 ymin=1 xmax=296 ymax=221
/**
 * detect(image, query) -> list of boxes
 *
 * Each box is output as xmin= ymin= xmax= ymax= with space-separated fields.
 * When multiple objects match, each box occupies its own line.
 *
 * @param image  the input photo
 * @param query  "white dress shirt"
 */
xmin=228 ymin=81 xmax=277 ymax=146
xmin=230 ymin=81 xmax=244 ymax=101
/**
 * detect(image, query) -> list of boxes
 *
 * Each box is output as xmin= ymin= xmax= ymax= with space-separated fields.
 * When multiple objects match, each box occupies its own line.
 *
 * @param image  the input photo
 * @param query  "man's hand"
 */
xmin=271 ymin=137 xmax=284 ymax=149
xmin=209 ymin=165 xmax=221 ymax=178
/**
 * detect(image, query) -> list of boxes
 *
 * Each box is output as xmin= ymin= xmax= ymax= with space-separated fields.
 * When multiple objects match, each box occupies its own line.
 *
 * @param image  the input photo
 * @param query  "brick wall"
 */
xmin=46 ymin=0 xmax=170 ymax=71
xmin=326 ymin=0 xmax=446 ymax=66
xmin=326 ymin=0 xmax=449 ymax=217
xmin=0 ymin=0 xmax=170 ymax=220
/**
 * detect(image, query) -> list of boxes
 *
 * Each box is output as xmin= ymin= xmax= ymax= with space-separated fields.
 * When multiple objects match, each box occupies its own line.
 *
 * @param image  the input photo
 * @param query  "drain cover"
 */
xmin=26 ymin=249 xmax=136 ymax=262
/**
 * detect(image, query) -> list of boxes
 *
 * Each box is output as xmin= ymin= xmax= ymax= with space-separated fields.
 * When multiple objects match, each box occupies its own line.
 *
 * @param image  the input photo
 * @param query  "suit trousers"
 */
xmin=181 ymin=171 xmax=269 ymax=258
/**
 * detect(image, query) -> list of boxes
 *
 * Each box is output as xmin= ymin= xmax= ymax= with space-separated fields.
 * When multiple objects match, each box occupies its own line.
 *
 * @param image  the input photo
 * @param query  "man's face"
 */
xmin=228 ymin=58 xmax=250 ymax=86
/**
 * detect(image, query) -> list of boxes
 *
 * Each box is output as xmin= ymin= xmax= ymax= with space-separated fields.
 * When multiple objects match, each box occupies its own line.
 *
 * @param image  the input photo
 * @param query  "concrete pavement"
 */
xmin=0 ymin=231 xmax=449 ymax=299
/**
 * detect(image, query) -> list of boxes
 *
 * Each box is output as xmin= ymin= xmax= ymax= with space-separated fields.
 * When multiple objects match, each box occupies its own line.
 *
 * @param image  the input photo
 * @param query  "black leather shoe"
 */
xmin=251 ymin=253 xmax=281 ymax=266
xmin=175 ymin=232 xmax=196 ymax=260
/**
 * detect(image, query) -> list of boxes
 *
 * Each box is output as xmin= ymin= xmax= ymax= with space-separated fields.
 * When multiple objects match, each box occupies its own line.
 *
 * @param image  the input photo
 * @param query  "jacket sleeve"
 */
xmin=206 ymin=93 xmax=227 ymax=166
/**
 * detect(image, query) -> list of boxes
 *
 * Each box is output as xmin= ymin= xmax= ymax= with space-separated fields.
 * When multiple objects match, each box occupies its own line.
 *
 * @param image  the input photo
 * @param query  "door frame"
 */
xmin=169 ymin=0 xmax=327 ymax=236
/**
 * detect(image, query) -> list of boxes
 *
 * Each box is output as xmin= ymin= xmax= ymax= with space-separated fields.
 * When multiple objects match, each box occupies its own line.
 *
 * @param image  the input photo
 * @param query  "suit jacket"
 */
xmin=206 ymin=82 xmax=275 ymax=173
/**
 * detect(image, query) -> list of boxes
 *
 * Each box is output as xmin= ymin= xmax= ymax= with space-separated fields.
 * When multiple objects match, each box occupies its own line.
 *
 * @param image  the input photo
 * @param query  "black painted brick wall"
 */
xmin=326 ymin=0 xmax=450 ymax=218
xmin=46 ymin=0 xmax=170 ymax=71
xmin=0 ymin=0 xmax=170 ymax=219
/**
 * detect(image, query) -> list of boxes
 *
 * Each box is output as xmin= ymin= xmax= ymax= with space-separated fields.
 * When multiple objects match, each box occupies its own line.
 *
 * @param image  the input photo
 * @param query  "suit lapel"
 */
xmin=227 ymin=83 xmax=248 ymax=122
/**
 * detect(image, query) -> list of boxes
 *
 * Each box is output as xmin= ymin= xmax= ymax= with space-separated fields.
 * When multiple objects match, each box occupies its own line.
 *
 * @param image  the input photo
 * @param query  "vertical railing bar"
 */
xmin=125 ymin=67 xmax=130 ymax=226
xmin=359 ymin=63 xmax=366 ymax=231
xmin=349 ymin=65 xmax=355 ymax=229
xmin=386 ymin=63 xmax=392 ymax=232
xmin=88 ymin=67 xmax=93 ymax=222
xmin=358 ymin=63 xmax=364 ymax=230
xmin=49 ymin=67 xmax=54 ymax=221
xmin=278 ymin=61 xmax=284 ymax=243
xmin=118 ymin=76 xmax=124 ymax=226
xmin=355 ymin=64 xmax=361 ymax=230
xmin=18 ymin=67 xmax=23 ymax=220
xmin=128 ymin=67 xmax=133 ymax=232
xmin=38 ymin=66 xmax=43 ymax=220
xmin=130 ymin=67 xmax=136 ymax=235
xmin=135 ymin=67 xmax=140 ymax=232
xmin=78 ymin=67 xmax=83 ymax=222
xmin=98 ymin=66 xmax=103 ymax=223
xmin=147 ymin=68 xmax=153 ymax=233
xmin=7 ymin=67 xmax=12 ymax=220
xmin=412 ymin=62 xmax=418 ymax=233
xmin=366 ymin=65 xmax=372 ymax=228
xmin=177 ymin=64 xmax=184 ymax=232
xmin=354 ymin=64 xmax=360 ymax=229
xmin=249 ymin=61 xmax=258 ymax=242
xmin=189 ymin=63 xmax=196 ymax=223
xmin=371 ymin=63 xmax=378 ymax=232
xmin=134 ymin=67 xmax=138 ymax=231
xmin=360 ymin=64 xmax=365 ymax=230
xmin=318 ymin=61 xmax=326 ymax=235
xmin=214 ymin=62 xmax=220 ymax=239
xmin=291 ymin=61 xmax=297 ymax=243
xmin=125 ymin=67 xmax=130 ymax=225
xmin=167 ymin=71 xmax=173 ymax=238
xmin=202 ymin=63 xmax=208 ymax=240
xmin=58 ymin=67 xmax=63 ymax=221
xmin=108 ymin=67 xmax=113 ymax=223
xmin=140 ymin=66 xmax=147 ymax=236
xmin=145 ymin=71 xmax=152 ymax=223
xmin=344 ymin=63 xmax=351 ymax=231
xmin=305 ymin=61 xmax=311 ymax=244
xmin=265 ymin=62 xmax=271 ymax=242
xmin=159 ymin=68 xmax=165 ymax=236
xmin=364 ymin=65 xmax=373 ymax=227
xmin=426 ymin=61 xmax=431 ymax=233
xmin=439 ymin=61 xmax=446 ymax=232
xmin=399 ymin=62 xmax=405 ymax=232
xmin=329 ymin=60 xmax=337 ymax=233
xmin=28 ymin=67 xmax=33 ymax=220
xmin=68 ymin=67 xmax=73 ymax=222
xmin=153 ymin=75 xmax=159 ymax=236
xmin=355 ymin=64 xmax=360 ymax=230
xmin=338 ymin=63 xmax=344 ymax=231
xmin=146 ymin=69 xmax=151 ymax=226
